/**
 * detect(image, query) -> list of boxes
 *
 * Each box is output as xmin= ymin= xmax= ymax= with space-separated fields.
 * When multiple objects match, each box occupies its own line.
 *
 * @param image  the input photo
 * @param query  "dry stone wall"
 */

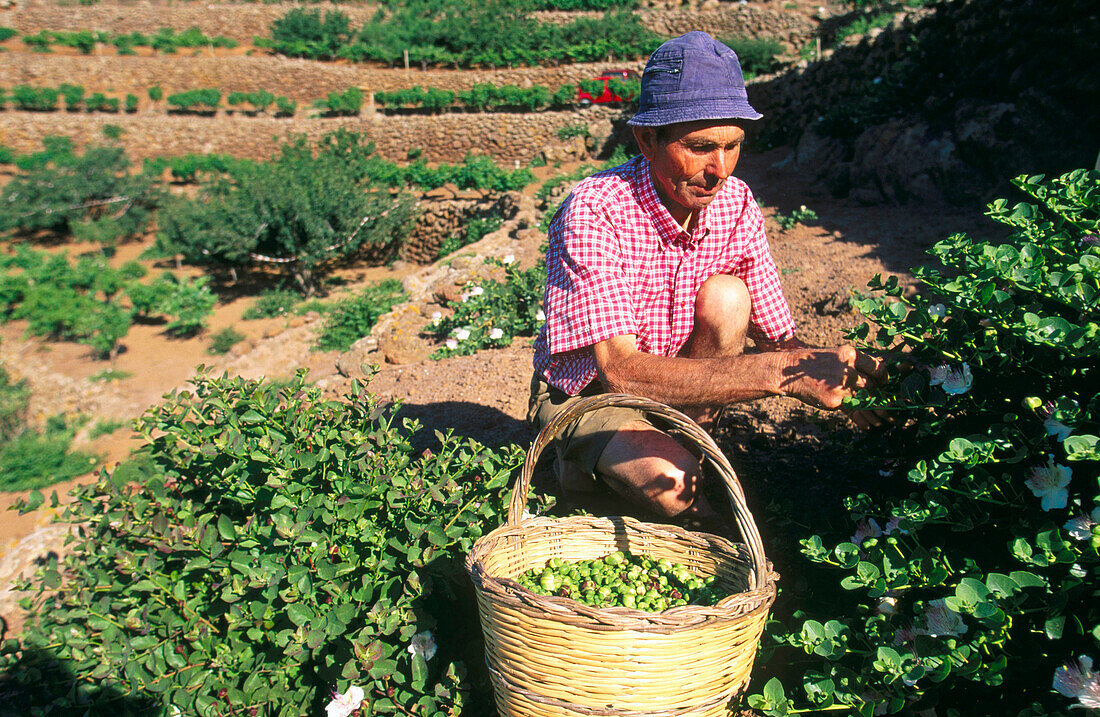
xmin=4 ymin=0 xmax=816 ymax=47
xmin=0 ymin=105 xmax=625 ymax=163
xmin=0 ymin=54 xmax=644 ymax=101
xmin=405 ymin=192 xmax=519 ymax=265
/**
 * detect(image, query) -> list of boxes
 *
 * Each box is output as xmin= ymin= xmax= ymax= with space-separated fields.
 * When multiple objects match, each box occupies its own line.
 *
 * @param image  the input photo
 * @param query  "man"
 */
xmin=529 ymin=31 xmax=885 ymax=524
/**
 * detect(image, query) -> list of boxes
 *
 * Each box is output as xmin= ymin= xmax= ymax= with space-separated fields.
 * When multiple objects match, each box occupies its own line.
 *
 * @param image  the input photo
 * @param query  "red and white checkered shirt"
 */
xmin=533 ymin=154 xmax=796 ymax=396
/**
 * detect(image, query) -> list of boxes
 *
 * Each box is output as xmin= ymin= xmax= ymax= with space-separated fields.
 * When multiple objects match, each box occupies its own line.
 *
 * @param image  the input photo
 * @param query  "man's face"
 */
xmin=634 ymin=120 xmax=746 ymax=224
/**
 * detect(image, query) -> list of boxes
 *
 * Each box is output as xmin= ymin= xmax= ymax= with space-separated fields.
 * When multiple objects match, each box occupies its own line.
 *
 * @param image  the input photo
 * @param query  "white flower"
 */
xmin=469 ymin=286 xmax=484 ymax=297
xmin=1054 ymin=655 xmax=1100 ymax=709
xmin=489 ymin=328 xmax=504 ymax=340
xmin=1024 ymin=455 xmax=1072 ymax=511
xmin=851 ymin=517 xmax=882 ymax=545
xmin=1044 ymin=417 xmax=1074 ymax=442
xmin=454 ymin=328 xmax=470 ymax=341
xmin=536 ymin=309 xmax=546 ymax=322
xmin=928 ymin=303 xmax=946 ymax=318
xmin=429 ymin=311 xmax=442 ymax=325
xmin=1070 ymin=563 xmax=1088 ymax=578
xmin=408 ymin=631 xmax=437 ymax=661
xmin=325 ymin=684 xmax=365 ymax=717
xmin=918 ymin=598 xmax=968 ymax=638
xmin=929 ymin=363 xmax=973 ymax=395
xmin=502 ymin=254 xmax=515 ymax=265
xmin=876 ymin=596 xmax=898 ymax=615
xmin=445 ymin=338 xmax=458 ymax=350
xmin=1065 ymin=507 xmax=1100 ymax=541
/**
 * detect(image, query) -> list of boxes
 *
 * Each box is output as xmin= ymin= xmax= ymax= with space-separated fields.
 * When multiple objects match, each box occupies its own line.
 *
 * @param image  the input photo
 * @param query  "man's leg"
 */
xmin=596 ymin=274 xmax=751 ymax=518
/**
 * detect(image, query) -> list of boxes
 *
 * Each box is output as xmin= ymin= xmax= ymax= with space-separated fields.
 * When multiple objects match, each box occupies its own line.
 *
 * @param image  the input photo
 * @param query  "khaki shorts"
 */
xmin=527 ymin=373 xmax=658 ymax=498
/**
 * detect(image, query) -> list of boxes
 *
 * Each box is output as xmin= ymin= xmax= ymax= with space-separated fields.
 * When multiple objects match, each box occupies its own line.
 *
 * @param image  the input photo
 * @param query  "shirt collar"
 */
xmin=633 ymin=157 xmax=708 ymax=248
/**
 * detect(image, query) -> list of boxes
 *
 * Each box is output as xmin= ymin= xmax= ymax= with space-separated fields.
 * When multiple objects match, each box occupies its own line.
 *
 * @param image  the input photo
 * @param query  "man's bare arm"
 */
xmin=592 ymin=334 xmax=883 ymax=410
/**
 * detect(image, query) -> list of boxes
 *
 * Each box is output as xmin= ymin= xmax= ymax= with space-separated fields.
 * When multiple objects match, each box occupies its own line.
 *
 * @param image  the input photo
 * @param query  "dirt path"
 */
xmin=0 ymin=146 xmax=993 ymax=637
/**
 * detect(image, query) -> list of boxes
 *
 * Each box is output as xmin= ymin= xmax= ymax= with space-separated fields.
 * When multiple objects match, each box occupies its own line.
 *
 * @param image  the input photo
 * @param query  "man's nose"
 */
xmin=705 ymin=150 xmax=735 ymax=180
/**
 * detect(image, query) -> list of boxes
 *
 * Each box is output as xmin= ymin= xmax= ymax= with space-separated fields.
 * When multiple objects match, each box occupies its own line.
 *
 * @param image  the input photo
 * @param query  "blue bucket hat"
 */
xmin=627 ymin=31 xmax=762 ymax=127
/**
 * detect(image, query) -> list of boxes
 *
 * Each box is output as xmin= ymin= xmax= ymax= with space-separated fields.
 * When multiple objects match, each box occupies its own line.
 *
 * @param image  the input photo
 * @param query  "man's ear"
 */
xmin=632 ymin=126 xmax=658 ymax=161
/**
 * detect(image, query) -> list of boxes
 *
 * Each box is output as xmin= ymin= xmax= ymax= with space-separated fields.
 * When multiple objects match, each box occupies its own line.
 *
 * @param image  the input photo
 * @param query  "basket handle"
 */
xmin=509 ymin=393 xmax=769 ymax=591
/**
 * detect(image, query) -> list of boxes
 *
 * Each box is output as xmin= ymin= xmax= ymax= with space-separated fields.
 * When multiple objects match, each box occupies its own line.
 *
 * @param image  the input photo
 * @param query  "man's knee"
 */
xmin=597 ymin=422 xmax=703 ymax=517
xmin=695 ymin=274 xmax=750 ymax=328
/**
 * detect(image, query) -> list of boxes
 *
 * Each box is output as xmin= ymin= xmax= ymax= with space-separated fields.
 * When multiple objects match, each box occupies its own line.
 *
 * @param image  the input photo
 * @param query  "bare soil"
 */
xmin=0 ymin=146 xmax=994 ymax=639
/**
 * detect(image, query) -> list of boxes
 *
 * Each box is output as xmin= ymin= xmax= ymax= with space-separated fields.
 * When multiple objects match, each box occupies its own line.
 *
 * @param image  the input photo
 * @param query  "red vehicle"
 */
xmin=576 ymin=69 xmax=641 ymax=106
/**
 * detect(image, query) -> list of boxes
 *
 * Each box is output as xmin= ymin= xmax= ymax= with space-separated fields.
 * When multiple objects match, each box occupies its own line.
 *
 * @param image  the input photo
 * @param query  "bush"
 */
xmin=0 ymin=415 xmax=98 ymax=492
xmin=124 ymin=93 xmax=138 ymax=112
xmin=265 ymin=0 xmax=662 ymax=68
xmin=242 ymin=288 xmax=302 ymax=320
xmin=0 ymin=26 xmax=17 ymax=42
xmin=747 ymin=169 xmax=1100 ymax=715
xmin=436 ymin=215 xmax=502 ymax=259
xmin=166 ymin=88 xmax=222 ymax=114
xmin=314 ymin=279 xmax=405 ymax=352
xmin=269 ymin=8 xmax=353 ymax=60
xmin=59 ymin=83 xmax=85 ymax=111
xmin=85 ymin=92 xmax=119 ymax=113
xmin=312 ymin=86 xmax=364 ymax=116
xmin=128 ymin=272 xmax=217 ymax=337
xmin=430 ymin=258 xmax=545 ymax=358
xmin=208 ymin=325 xmax=246 ymax=354
xmin=720 ymin=36 xmax=785 ymax=77
xmin=0 ymin=365 xmax=30 ymax=445
xmin=274 ymin=95 xmax=297 ymax=117
xmin=0 ymin=140 xmax=156 ymax=243
xmin=156 ymin=132 xmax=418 ymax=296
xmin=4 ymin=371 xmax=533 ymax=714
xmin=11 ymin=85 xmax=59 ymax=111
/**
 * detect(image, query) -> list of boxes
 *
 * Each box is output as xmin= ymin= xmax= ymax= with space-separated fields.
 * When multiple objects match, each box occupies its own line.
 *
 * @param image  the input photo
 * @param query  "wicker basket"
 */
xmin=465 ymin=393 xmax=779 ymax=717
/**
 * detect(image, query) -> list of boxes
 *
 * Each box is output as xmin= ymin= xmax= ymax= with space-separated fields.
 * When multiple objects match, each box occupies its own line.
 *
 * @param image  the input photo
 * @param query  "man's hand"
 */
xmin=779 ymin=345 xmax=888 ymax=417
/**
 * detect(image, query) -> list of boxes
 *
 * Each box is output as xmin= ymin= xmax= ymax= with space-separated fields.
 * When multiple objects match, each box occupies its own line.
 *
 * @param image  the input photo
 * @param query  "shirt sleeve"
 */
xmin=732 ymin=195 xmax=798 ymax=342
xmin=542 ymin=193 xmax=637 ymax=356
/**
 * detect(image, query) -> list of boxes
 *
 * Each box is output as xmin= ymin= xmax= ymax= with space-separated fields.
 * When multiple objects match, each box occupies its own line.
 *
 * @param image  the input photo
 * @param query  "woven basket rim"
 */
xmin=466 ymin=514 xmax=778 ymax=632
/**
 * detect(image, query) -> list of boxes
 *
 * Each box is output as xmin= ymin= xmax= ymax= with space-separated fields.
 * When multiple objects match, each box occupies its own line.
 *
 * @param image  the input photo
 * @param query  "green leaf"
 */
xmin=217 ymin=514 xmax=236 ymax=540
xmin=286 ymin=603 xmax=314 ymax=627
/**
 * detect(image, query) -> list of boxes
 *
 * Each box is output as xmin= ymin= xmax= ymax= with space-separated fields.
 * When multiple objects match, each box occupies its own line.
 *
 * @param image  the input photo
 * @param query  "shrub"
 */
xmin=88 ymin=418 xmax=126 ymax=439
xmin=11 ymin=85 xmax=59 ymax=111
xmin=85 ymin=92 xmax=119 ymax=113
xmin=4 ymin=371 xmax=533 ymax=714
xmin=208 ymin=325 xmax=246 ymax=354
xmin=747 ymin=169 xmax=1100 ymax=715
xmin=274 ymin=96 xmax=297 ymax=116
xmin=59 ymin=83 xmax=85 ymax=111
xmin=128 ymin=272 xmax=217 ymax=337
xmin=21 ymin=30 xmax=53 ymax=52
xmin=556 ymin=124 xmax=590 ymax=141
xmin=436 ymin=215 xmax=503 ymax=259
xmin=0 ymin=414 xmax=99 ymax=492
xmin=0 ymin=140 xmax=156 ymax=243
xmin=719 ymin=36 xmax=785 ymax=77
xmin=166 ymin=88 xmax=222 ymax=114
xmin=430 ymin=258 xmax=545 ymax=358
xmin=314 ymin=279 xmax=404 ymax=352
xmin=124 ymin=93 xmax=138 ymax=112
xmin=0 ymin=365 xmax=30 ymax=445
xmin=312 ymin=86 xmax=364 ymax=116
xmin=147 ymin=85 xmax=162 ymax=103
xmin=242 ymin=288 xmax=302 ymax=320
xmin=156 ymin=132 xmax=418 ymax=296
xmin=269 ymin=8 xmax=353 ymax=60
xmin=0 ymin=26 xmax=17 ymax=42
xmin=775 ymin=204 xmax=818 ymax=230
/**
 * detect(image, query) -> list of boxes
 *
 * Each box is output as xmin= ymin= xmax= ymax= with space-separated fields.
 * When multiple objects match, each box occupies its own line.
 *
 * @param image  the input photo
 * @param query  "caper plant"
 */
xmin=429 ymin=258 xmax=546 ymax=359
xmin=3 ymin=371 xmax=532 ymax=716
xmin=748 ymin=169 xmax=1099 ymax=716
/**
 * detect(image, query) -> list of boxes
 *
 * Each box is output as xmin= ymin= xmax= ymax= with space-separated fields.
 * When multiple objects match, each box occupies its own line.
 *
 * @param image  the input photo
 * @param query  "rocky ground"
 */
xmin=0 ymin=144 xmax=996 ymax=640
